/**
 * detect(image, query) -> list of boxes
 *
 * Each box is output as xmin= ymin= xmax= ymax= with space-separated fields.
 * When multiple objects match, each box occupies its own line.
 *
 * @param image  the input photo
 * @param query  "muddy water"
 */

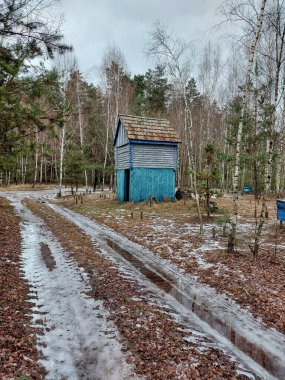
xmin=40 ymin=242 xmax=56 ymax=271
xmin=106 ymin=238 xmax=284 ymax=380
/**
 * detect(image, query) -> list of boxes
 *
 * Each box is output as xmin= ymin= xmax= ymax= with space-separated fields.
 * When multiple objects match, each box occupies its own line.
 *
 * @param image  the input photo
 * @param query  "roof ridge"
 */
xmin=118 ymin=114 xmax=169 ymax=122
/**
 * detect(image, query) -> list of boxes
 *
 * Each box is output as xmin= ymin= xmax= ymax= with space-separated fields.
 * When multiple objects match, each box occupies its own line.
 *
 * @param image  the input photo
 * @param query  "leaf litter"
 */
xmin=23 ymin=197 xmax=252 ymax=380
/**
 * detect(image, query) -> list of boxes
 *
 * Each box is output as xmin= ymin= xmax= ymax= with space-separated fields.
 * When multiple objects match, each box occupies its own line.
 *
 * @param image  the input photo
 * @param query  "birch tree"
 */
xmin=261 ymin=0 xmax=285 ymax=195
xmin=224 ymin=0 xmax=267 ymax=253
xmin=53 ymin=53 xmax=75 ymax=196
xmin=99 ymin=45 xmax=128 ymax=189
xmin=198 ymin=43 xmax=223 ymax=143
xmin=250 ymin=0 xmax=285 ymax=256
xmin=146 ymin=22 xmax=204 ymax=237
xmin=276 ymin=74 xmax=285 ymax=195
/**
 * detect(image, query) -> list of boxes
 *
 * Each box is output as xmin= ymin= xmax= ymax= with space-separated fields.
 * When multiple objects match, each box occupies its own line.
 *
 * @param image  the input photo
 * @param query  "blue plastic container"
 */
xmin=277 ymin=200 xmax=285 ymax=221
xmin=243 ymin=186 xmax=253 ymax=194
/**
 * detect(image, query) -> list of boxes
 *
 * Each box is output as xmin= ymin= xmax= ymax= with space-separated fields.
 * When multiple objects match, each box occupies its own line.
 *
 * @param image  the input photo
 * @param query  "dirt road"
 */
xmin=6 ymin=191 xmax=134 ymax=380
xmin=3 ymin=190 xmax=285 ymax=379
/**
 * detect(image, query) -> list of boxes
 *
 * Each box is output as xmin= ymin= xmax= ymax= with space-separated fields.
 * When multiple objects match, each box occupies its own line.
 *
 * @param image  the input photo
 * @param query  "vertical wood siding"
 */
xmin=116 ymin=169 xmax=126 ymax=202
xmin=129 ymin=168 xmax=175 ymax=202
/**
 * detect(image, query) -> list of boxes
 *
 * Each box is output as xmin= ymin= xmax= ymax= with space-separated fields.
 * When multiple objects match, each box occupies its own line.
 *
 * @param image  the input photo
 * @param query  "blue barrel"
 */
xmin=243 ymin=186 xmax=253 ymax=194
xmin=277 ymin=200 xmax=285 ymax=221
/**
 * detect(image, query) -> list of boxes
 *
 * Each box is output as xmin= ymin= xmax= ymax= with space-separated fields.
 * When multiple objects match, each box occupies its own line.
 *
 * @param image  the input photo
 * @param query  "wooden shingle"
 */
xmin=118 ymin=114 xmax=181 ymax=143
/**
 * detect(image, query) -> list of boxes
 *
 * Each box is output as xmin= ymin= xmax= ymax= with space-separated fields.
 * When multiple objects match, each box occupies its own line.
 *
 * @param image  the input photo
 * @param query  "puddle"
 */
xmin=40 ymin=242 xmax=56 ymax=271
xmin=44 ymin=202 xmax=285 ymax=380
xmin=106 ymin=239 xmax=173 ymax=293
xmin=106 ymin=239 xmax=284 ymax=379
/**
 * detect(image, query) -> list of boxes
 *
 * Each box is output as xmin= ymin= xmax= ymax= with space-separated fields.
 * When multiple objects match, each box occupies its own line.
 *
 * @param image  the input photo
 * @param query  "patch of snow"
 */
xmin=47 ymin=202 xmax=285 ymax=380
xmin=7 ymin=194 xmax=136 ymax=380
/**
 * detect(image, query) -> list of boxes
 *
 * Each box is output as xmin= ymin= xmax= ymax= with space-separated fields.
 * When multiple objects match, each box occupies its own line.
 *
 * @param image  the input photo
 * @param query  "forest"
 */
xmin=1 ymin=0 xmax=283 ymax=190
xmin=0 ymin=0 xmax=284 ymax=249
xmin=2 ymin=1 xmax=285 ymax=379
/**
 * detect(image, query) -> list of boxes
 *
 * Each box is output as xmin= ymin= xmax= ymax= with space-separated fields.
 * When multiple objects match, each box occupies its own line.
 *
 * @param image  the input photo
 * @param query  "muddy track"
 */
xmin=7 ymin=194 xmax=135 ymax=380
xmin=4 ymin=190 xmax=285 ymax=379
xmin=46 ymin=201 xmax=285 ymax=380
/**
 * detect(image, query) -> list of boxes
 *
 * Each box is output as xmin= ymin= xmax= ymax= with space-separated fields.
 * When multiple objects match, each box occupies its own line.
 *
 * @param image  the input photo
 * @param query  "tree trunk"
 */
xmin=39 ymin=144 xmax=43 ymax=184
xmin=228 ymin=0 xmax=267 ymax=253
xmin=184 ymin=88 xmax=204 ymax=238
xmin=76 ymin=74 xmax=88 ymax=188
xmin=251 ymin=196 xmax=266 ymax=257
xmin=102 ymin=96 xmax=111 ymax=190
xmin=58 ymin=123 xmax=66 ymax=197
xmin=276 ymin=134 xmax=284 ymax=196
xmin=33 ymin=127 xmax=39 ymax=187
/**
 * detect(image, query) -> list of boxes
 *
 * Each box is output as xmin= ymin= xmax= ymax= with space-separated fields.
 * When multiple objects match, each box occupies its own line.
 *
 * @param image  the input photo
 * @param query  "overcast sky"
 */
xmin=59 ymin=0 xmax=225 ymax=82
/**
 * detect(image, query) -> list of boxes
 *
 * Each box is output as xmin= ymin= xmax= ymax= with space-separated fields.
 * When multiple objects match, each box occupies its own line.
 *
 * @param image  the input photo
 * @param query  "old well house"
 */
xmin=114 ymin=114 xmax=181 ymax=202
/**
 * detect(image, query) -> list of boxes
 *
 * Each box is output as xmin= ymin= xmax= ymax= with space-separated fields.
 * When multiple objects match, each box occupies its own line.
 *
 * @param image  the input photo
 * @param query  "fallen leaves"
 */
xmin=0 ymin=197 xmax=45 ymax=380
xmin=58 ymin=195 xmax=285 ymax=335
xmin=25 ymin=198 xmax=249 ymax=380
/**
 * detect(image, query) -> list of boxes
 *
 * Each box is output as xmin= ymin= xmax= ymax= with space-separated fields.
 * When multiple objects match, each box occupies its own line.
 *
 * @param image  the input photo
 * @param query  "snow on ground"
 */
xmin=46 ymin=201 xmax=285 ymax=380
xmin=7 ymin=193 xmax=136 ymax=380
xmin=4 ymin=190 xmax=285 ymax=379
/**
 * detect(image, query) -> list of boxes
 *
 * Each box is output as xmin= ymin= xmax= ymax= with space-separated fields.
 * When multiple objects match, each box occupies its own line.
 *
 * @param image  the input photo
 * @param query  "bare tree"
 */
xmin=146 ymin=22 xmax=204 ymax=237
xmin=198 ymin=42 xmax=223 ymax=143
xmin=250 ymin=0 xmax=285 ymax=256
xmin=223 ymin=0 xmax=267 ymax=253
xmin=53 ymin=52 xmax=76 ymax=196
xmin=99 ymin=45 xmax=128 ymax=190
xmin=276 ymin=73 xmax=285 ymax=195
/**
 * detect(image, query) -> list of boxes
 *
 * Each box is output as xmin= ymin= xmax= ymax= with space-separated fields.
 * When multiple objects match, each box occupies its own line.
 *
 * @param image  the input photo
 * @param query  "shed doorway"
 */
xmin=125 ymin=169 xmax=130 ymax=201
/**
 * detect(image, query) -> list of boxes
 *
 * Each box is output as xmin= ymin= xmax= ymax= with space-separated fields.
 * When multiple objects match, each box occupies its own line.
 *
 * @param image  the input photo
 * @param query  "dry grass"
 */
xmin=0 ymin=183 xmax=56 ymax=192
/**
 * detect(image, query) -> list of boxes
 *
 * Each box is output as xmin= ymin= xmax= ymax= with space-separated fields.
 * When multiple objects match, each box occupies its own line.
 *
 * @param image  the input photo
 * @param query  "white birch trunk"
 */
xmin=264 ymin=139 xmax=272 ymax=194
xmin=39 ymin=144 xmax=43 ymax=184
xmin=76 ymin=74 xmax=88 ymax=188
xmin=276 ymin=79 xmax=285 ymax=196
xmin=276 ymin=135 xmax=284 ymax=196
xmin=102 ymin=95 xmax=111 ymax=190
xmin=184 ymin=87 xmax=204 ymax=238
xmin=59 ymin=123 xmax=66 ymax=196
xmin=228 ymin=0 xmax=267 ymax=253
xmin=53 ymin=138 xmax=58 ymax=181
xmin=253 ymin=9 xmax=285 ymax=255
xmin=33 ymin=127 xmax=39 ymax=186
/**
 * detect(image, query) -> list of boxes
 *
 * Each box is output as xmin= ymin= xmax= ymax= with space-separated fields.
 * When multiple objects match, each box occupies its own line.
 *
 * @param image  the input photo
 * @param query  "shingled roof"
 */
xmin=118 ymin=114 xmax=181 ymax=143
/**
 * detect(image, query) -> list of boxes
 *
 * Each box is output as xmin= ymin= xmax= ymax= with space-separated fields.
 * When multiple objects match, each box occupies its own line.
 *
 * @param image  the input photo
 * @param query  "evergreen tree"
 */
xmin=0 ymin=0 xmax=71 ymax=177
xmin=144 ymin=65 xmax=169 ymax=117
xmin=132 ymin=74 xmax=146 ymax=115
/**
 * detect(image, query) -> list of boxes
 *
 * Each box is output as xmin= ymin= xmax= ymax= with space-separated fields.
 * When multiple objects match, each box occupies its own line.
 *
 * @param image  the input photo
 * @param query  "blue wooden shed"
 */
xmin=114 ymin=114 xmax=181 ymax=202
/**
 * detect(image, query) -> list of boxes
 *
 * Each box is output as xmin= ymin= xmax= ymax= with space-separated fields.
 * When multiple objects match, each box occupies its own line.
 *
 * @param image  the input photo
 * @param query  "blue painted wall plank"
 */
xmin=129 ymin=168 xmax=175 ymax=202
xmin=116 ymin=169 xmax=126 ymax=202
